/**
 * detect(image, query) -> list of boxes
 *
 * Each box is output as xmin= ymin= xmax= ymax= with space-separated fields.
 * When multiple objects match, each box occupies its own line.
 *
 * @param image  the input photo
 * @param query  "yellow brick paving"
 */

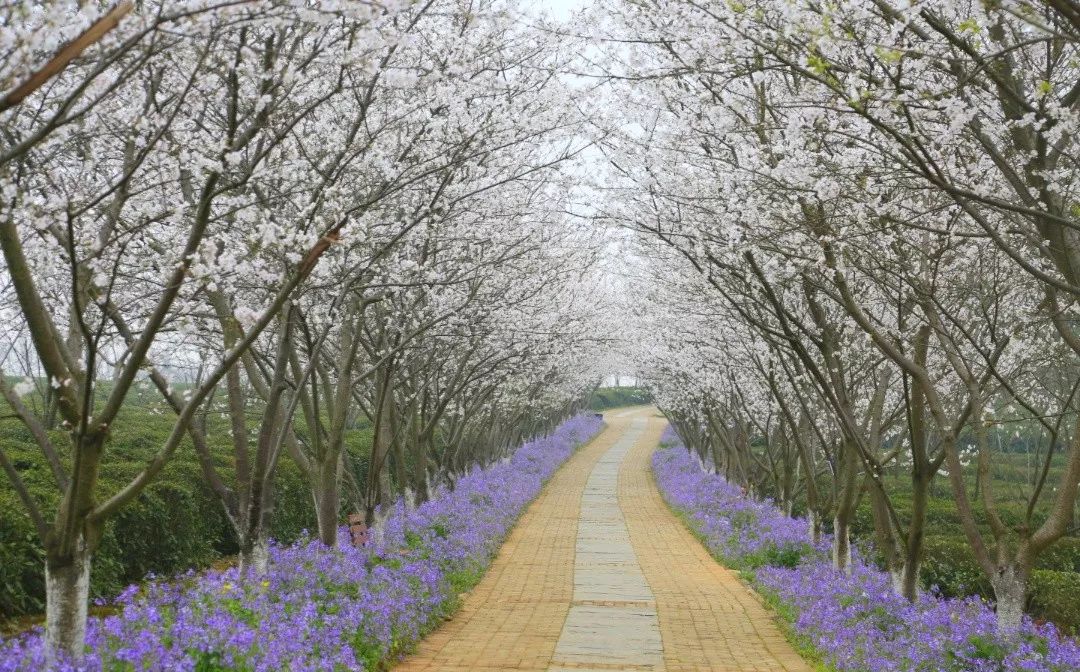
xmin=392 ymin=407 xmax=810 ymax=672
xmin=620 ymin=413 xmax=810 ymax=672
xmin=391 ymin=409 xmax=630 ymax=672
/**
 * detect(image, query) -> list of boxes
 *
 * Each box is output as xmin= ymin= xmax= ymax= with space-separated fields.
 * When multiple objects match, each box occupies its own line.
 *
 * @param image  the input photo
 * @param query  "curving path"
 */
xmin=393 ymin=407 xmax=809 ymax=672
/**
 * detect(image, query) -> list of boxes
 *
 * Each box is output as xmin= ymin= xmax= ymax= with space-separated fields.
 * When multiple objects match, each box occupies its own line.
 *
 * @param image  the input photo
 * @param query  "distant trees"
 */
xmin=601 ymin=0 xmax=1080 ymax=632
xmin=0 ymin=0 xmax=605 ymax=662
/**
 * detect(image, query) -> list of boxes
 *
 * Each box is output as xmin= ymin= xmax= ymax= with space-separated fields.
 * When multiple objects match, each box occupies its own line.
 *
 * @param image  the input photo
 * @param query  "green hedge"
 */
xmin=853 ymin=491 xmax=1043 ymax=542
xmin=921 ymin=536 xmax=994 ymax=600
xmin=920 ymin=536 xmax=1080 ymax=633
xmin=0 ymin=408 xmax=371 ymax=623
xmin=0 ymin=466 xmax=238 ymax=618
xmin=1035 ymin=537 xmax=1080 ymax=573
xmin=1030 ymin=570 xmax=1080 ymax=634
xmin=589 ymin=387 xmax=652 ymax=410
xmin=0 ymin=468 xmax=319 ymax=621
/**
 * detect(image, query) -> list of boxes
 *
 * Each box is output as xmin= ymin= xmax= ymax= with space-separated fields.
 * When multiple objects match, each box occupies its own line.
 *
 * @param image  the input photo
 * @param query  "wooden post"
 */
xmin=347 ymin=513 xmax=369 ymax=547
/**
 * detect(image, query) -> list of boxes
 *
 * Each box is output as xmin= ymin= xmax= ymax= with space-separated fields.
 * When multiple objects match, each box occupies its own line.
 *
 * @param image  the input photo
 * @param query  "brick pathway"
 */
xmin=621 ymin=414 xmax=810 ymax=672
xmin=393 ymin=407 xmax=810 ymax=672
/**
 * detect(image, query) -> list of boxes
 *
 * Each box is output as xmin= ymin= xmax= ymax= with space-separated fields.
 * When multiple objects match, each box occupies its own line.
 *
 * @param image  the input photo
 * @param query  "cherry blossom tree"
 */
xmin=596 ymin=0 xmax=1080 ymax=629
xmin=0 ymin=0 xmax=607 ymax=659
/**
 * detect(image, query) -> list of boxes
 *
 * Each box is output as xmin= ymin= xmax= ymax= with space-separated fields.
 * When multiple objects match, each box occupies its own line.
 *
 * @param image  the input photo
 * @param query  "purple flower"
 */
xmin=0 ymin=415 xmax=603 ymax=672
xmin=652 ymin=434 xmax=1080 ymax=672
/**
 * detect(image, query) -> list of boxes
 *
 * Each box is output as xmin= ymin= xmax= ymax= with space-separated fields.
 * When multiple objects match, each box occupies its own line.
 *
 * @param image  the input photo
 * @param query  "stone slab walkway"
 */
xmin=393 ymin=407 xmax=810 ymax=672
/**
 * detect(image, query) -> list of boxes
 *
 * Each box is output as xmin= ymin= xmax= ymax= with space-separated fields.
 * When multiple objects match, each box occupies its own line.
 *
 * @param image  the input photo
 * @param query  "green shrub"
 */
xmin=109 ymin=468 xmax=231 ymax=577
xmin=0 ymin=493 xmax=46 ymax=616
xmin=1029 ymin=569 xmax=1080 ymax=634
xmin=0 ymin=409 xmax=373 ymax=622
xmin=1036 ymin=537 xmax=1080 ymax=573
xmin=851 ymin=504 xmax=876 ymax=538
xmin=588 ymin=387 xmax=651 ymax=410
xmin=920 ymin=536 xmax=993 ymax=599
xmin=762 ymin=545 xmax=804 ymax=569
xmin=919 ymin=538 xmax=1080 ymax=633
xmin=269 ymin=460 xmax=318 ymax=543
xmin=0 ymin=465 xmax=320 ymax=621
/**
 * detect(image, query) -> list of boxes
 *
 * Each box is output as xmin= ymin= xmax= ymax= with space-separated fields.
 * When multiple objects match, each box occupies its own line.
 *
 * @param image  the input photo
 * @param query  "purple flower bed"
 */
xmin=653 ymin=427 xmax=826 ymax=568
xmin=1 ymin=414 xmax=603 ymax=671
xmin=652 ymin=432 xmax=1080 ymax=672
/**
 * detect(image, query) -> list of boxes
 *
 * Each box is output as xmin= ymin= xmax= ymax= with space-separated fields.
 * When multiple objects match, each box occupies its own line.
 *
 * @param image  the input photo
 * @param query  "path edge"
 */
xmin=389 ymin=416 xmax=608 ymax=668
xmin=644 ymin=441 xmax=828 ymax=672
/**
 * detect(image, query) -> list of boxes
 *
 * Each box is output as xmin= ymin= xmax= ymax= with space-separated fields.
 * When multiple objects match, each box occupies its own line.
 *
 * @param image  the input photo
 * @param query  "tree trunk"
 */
xmin=709 ymin=433 xmax=724 ymax=476
xmin=239 ymin=343 xmax=289 ymax=578
xmin=883 ymin=546 xmax=920 ymax=599
xmin=807 ymin=509 xmax=822 ymax=545
xmin=832 ymin=512 xmax=852 ymax=573
xmin=378 ymin=446 xmax=393 ymax=509
xmin=789 ymin=410 xmax=824 ymax=545
xmin=411 ymin=429 xmax=431 ymax=505
xmin=899 ymin=468 xmax=931 ymax=601
xmin=44 ymin=430 xmax=106 ymax=664
xmin=832 ymin=439 xmax=858 ymax=574
xmin=780 ymin=439 xmax=796 ymax=516
xmin=366 ymin=366 xmax=395 ymax=525
xmin=238 ymin=533 xmax=270 ymax=576
xmin=991 ymin=565 xmax=1028 ymax=634
xmin=365 ymin=422 xmax=394 ymax=526
xmin=391 ymin=402 xmax=406 ymax=492
xmin=900 ymin=554 xmax=921 ymax=600
xmin=238 ymin=466 xmax=276 ymax=577
xmin=315 ymin=452 xmax=341 ymax=546
xmin=44 ymin=540 xmax=91 ymax=665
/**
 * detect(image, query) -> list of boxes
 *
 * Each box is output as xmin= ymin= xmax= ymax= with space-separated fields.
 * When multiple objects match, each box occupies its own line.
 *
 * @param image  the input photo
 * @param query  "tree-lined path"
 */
xmin=395 ymin=407 xmax=808 ymax=672
xmin=9 ymin=3 xmax=1080 ymax=670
